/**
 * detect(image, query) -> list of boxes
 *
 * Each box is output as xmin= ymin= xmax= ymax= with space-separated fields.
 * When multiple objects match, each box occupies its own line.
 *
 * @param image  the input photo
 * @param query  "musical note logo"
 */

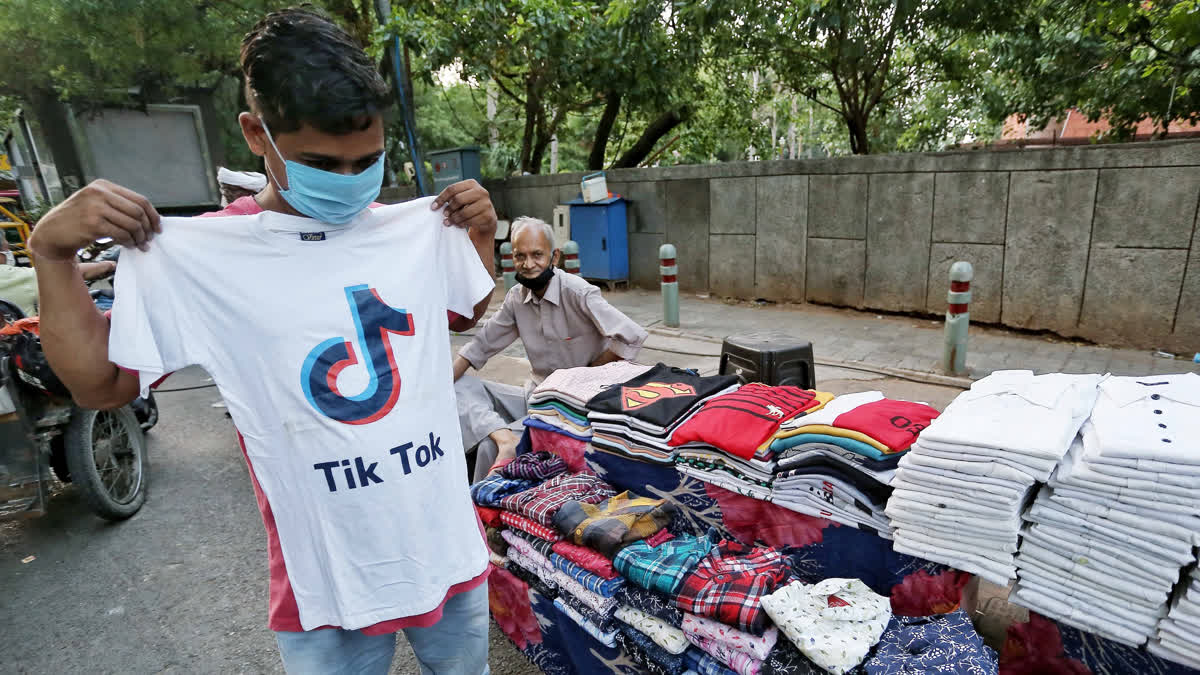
xmin=301 ymin=285 xmax=415 ymax=424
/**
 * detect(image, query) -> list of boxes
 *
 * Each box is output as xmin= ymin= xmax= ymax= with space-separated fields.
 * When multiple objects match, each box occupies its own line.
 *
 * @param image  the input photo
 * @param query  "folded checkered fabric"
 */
xmin=499 ymin=510 xmax=563 ymax=542
xmin=552 ymin=568 xmax=619 ymax=616
xmin=553 ymin=491 xmax=677 ymax=557
xmin=617 ymin=623 xmax=689 ymax=675
xmin=555 ymin=597 xmax=618 ymax=647
xmin=685 ymin=646 xmax=739 ymax=675
xmin=618 ymin=585 xmax=685 ymax=627
xmin=551 ymin=553 xmax=625 ymax=597
xmin=645 ymin=528 xmax=676 ymax=547
xmin=675 ymin=540 xmax=793 ymax=635
xmin=614 ymin=531 xmax=717 ymax=596
xmin=500 ymin=450 xmax=568 ymax=481
xmin=500 ymin=472 xmax=617 ymax=526
xmin=553 ymin=540 xmax=620 ymax=579
xmin=470 ymin=474 xmax=540 ymax=507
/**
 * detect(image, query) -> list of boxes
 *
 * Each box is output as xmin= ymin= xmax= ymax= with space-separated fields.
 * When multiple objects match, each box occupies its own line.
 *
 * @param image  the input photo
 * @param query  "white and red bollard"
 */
xmin=500 ymin=242 xmax=516 ymax=290
xmin=660 ymin=244 xmax=679 ymax=328
xmin=562 ymin=241 xmax=581 ymax=274
xmin=943 ymin=261 xmax=973 ymax=375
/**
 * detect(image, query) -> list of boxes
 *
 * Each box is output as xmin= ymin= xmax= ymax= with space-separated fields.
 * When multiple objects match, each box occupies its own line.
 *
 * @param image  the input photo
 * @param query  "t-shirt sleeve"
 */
xmin=108 ymin=245 xmax=198 ymax=396
xmin=439 ymin=224 xmax=496 ymax=318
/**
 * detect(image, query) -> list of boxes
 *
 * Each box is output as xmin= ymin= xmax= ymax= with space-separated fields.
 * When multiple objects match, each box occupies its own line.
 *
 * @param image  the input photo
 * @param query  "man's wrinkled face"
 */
xmin=512 ymin=226 xmax=558 ymax=279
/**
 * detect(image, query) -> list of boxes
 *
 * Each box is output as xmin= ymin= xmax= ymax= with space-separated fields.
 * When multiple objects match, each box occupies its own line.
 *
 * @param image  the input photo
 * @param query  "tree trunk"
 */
xmin=588 ymin=92 xmax=622 ymax=170
xmin=845 ymin=110 xmax=871 ymax=154
xmin=530 ymin=104 xmax=567 ymax=174
xmin=519 ymin=77 xmax=540 ymax=173
xmin=612 ymin=107 xmax=691 ymax=168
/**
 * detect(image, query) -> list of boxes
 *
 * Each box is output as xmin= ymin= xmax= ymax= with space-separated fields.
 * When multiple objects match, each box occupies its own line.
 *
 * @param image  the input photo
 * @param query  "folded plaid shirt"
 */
xmin=614 ymin=531 xmax=717 ymax=596
xmin=500 ymin=472 xmax=617 ymax=526
xmin=686 ymin=646 xmax=740 ymax=675
xmin=470 ymin=474 xmax=540 ymax=507
xmin=500 ymin=510 xmax=563 ymax=542
xmin=551 ymin=553 xmax=626 ymax=597
xmin=675 ymin=539 xmax=793 ymax=635
xmin=510 ymin=527 xmax=556 ymax=558
xmin=553 ymin=491 xmax=677 ymax=558
xmin=552 ymin=540 xmax=620 ymax=579
xmin=500 ymin=450 xmax=568 ymax=481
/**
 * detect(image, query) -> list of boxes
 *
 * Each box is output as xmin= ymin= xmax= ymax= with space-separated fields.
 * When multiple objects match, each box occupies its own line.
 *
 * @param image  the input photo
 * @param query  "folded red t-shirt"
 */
xmin=830 ymin=399 xmax=940 ymax=452
xmin=669 ymin=384 xmax=826 ymax=459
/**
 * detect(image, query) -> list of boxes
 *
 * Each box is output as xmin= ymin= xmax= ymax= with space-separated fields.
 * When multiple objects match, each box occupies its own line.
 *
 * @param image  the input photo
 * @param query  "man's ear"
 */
xmin=552 ymin=249 xmax=562 ymax=268
xmin=238 ymin=112 xmax=268 ymax=157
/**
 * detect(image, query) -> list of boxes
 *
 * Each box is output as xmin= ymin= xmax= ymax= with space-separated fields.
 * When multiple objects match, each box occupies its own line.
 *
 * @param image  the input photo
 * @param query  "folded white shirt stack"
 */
xmin=1148 ymin=567 xmax=1200 ymax=669
xmin=885 ymin=370 xmax=1103 ymax=587
xmin=1012 ymin=373 xmax=1200 ymax=651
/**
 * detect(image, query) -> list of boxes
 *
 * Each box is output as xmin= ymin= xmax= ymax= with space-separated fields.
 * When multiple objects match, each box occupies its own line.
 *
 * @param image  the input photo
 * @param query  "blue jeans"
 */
xmin=275 ymin=583 xmax=491 ymax=675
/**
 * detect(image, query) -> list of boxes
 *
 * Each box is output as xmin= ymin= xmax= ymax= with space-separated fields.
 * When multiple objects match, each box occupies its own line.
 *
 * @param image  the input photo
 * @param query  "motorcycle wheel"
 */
xmin=64 ymin=406 xmax=147 ymax=520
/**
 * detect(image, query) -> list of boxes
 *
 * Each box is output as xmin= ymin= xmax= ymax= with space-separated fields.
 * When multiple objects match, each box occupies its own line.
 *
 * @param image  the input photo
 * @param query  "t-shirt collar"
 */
xmin=1100 ymin=372 xmax=1200 ymax=408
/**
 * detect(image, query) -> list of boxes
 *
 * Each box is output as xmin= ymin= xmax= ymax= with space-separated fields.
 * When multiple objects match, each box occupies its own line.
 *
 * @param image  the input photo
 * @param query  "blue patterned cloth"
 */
xmin=469 ymin=474 xmax=539 ymax=507
xmin=613 ymin=531 xmax=717 ymax=596
xmin=551 ymin=553 xmax=626 ymax=598
xmin=555 ymin=597 xmax=618 ymax=647
xmin=862 ymin=609 xmax=997 ymax=675
xmin=684 ymin=646 xmax=739 ymax=675
xmin=617 ymin=623 xmax=687 ymax=675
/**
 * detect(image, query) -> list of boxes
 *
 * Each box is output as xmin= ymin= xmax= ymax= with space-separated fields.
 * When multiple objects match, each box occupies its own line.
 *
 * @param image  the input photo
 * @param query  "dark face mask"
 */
xmin=516 ymin=265 xmax=555 ymax=291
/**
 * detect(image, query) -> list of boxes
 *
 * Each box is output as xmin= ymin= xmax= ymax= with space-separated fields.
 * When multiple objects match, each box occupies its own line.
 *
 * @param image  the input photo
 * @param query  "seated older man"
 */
xmin=453 ymin=216 xmax=647 ymax=480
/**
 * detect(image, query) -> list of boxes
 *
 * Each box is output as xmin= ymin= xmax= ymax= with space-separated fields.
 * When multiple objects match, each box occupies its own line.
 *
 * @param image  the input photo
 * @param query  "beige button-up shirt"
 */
xmin=459 ymin=269 xmax=647 ymax=384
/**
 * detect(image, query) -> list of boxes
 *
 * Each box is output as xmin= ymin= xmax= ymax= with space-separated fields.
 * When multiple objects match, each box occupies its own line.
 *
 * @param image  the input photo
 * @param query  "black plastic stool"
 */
xmin=719 ymin=332 xmax=817 ymax=389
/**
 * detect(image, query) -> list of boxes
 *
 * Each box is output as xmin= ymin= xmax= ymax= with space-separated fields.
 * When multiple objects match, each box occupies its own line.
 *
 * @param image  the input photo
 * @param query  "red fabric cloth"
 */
xmin=669 ymin=384 xmax=827 ymax=459
xmin=644 ymin=529 xmax=675 ymax=547
xmin=832 ymin=399 xmax=940 ymax=452
xmin=500 ymin=510 xmax=563 ymax=542
xmin=487 ymin=564 xmax=543 ymax=650
xmin=552 ymin=540 xmax=620 ymax=579
xmin=476 ymin=506 xmax=503 ymax=528
xmin=530 ymin=427 xmax=589 ymax=473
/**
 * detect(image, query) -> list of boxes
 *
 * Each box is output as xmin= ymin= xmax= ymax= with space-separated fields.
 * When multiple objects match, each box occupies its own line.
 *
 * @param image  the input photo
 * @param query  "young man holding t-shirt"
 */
xmin=31 ymin=8 xmax=498 ymax=674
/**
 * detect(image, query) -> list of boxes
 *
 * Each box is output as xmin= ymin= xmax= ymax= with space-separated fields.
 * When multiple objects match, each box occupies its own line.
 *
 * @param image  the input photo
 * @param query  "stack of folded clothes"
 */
xmin=1149 ymin=566 xmax=1200 ymax=669
xmin=1012 ymin=373 xmax=1200 ymax=648
xmin=886 ymin=371 xmax=1102 ymax=586
xmin=764 ymin=391 xmax=937 ymax=532
xmin=587 ymin=364 xmax=738 ymax=464
xmin=527 ymin=361 xmax=653 ymax=441
xmin=668 ymin=384 xmax=834 ymax=501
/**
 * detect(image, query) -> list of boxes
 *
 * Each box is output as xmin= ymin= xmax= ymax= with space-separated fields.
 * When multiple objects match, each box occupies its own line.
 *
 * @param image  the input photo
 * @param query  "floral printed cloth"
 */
xmin=682 ymin=613 xmax=779 ymax=661
xmin=552 ymin=568 xmax=619 ymax=617
xmin=617 ymin=604 xmax=691 ymax=654
xmin=760 ymin=578 xmax=892 ymax=675
xmin=685 ymin=632 xmax=763 ymax=675
xmin=617 ymin=623 xmax=689 ymax=675
xmin=618 ymin=584 xmax=685 ymax=627
xmin=555 ymin=597 xmax=618 ymax=647
xmin=862 ymin=609 xmax=997 ymax=675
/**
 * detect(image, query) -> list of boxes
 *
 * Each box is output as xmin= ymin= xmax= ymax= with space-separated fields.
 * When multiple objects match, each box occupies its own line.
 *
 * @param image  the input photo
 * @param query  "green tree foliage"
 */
xmin=990 ymin=0 xmax=1200 ymax=138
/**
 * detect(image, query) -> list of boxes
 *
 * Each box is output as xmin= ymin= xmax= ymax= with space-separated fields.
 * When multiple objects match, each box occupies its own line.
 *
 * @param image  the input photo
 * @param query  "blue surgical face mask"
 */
xmin=259 ymin=118 xmax=384 ymax=225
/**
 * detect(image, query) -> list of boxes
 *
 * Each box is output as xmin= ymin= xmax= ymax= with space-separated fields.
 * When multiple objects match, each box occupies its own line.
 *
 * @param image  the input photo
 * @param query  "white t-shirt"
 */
xmin=109 ymin=198 xmax=494 ymax=630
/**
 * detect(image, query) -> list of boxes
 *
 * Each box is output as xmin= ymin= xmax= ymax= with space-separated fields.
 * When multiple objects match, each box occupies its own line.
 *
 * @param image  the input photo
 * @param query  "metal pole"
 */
xmin=660 ymin=244 xmax=679 ymax=328
xmin=562 ymin=241 xmax=581 ymax=274
xmin=500 ymin=242 xmax=516 ymax=291
xmin=943 ymin=261 xmax=973 ymax=375
xmin=375 ymin=0 xmax=429 ymax=196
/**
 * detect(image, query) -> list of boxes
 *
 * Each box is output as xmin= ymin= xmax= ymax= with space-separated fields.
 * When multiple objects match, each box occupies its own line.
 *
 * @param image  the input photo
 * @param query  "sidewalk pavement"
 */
xmin=463 ymin=281 xmax=1199 ymax=386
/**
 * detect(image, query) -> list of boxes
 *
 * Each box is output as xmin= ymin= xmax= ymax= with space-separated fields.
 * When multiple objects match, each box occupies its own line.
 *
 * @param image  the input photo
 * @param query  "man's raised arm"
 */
xmin=29 ymin=180 xmax=159 ymax=410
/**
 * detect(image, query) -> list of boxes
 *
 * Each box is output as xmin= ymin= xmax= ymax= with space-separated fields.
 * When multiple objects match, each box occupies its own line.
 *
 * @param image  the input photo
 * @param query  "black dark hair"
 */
xmin=240 ymin=6 xmax=391 ymax=135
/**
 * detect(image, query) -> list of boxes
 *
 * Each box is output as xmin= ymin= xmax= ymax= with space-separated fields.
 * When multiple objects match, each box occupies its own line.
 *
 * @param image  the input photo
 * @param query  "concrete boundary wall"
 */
xmin=482 ymin=140 xmax=1200 ymax=351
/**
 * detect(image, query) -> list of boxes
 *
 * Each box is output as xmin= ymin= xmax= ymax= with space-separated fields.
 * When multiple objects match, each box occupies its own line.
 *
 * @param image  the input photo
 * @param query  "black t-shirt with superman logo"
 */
xmin=586 ymin=364 xmax=738 ymax=427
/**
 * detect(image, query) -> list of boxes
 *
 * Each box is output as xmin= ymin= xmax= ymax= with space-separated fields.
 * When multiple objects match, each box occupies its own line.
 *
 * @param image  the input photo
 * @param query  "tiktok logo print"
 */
xmin=301 ymin=285 xmax=415 ymax=425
